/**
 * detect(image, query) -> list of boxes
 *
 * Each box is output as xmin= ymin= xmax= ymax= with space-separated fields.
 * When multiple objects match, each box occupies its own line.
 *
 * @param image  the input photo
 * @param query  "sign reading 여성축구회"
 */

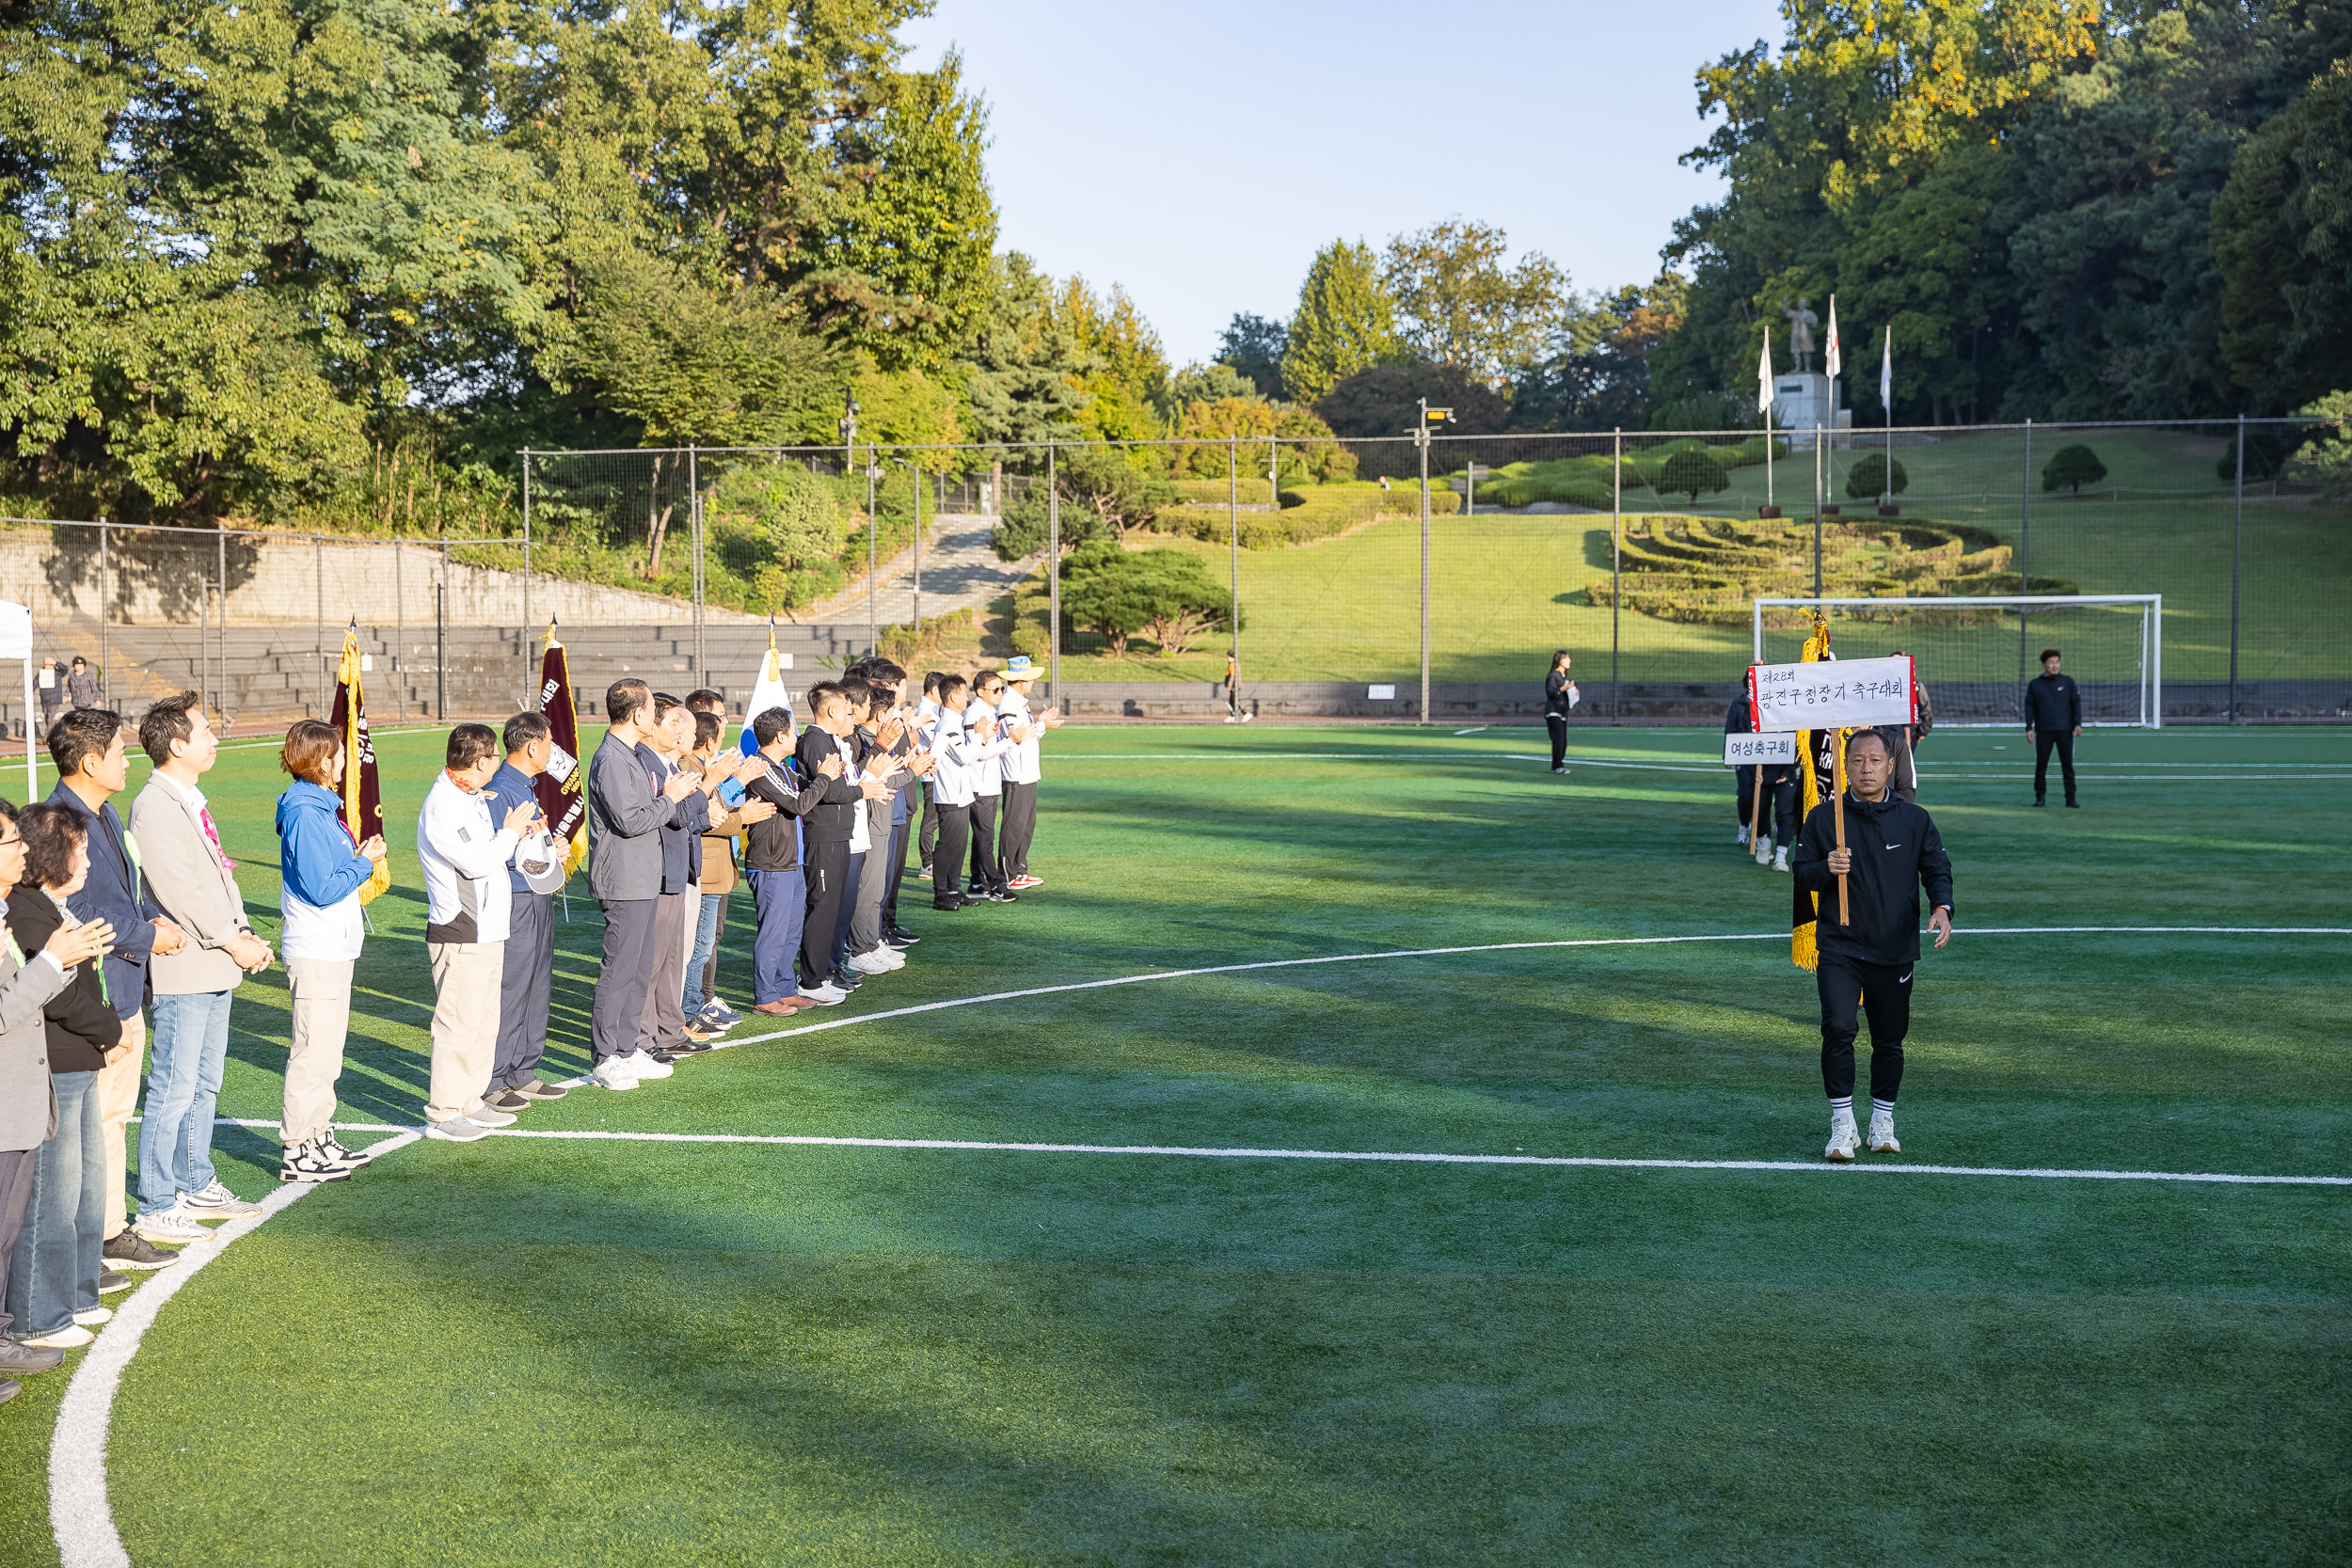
xmin=1724 ymin=732 xmax=1797 ymax=766
xmin=1748 ymin=655 xmax=1915 ymax=732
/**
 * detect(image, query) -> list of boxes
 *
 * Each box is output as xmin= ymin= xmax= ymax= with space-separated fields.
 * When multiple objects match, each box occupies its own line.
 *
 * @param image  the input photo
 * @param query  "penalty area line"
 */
xmin=466 ymin=1127 xmax=2352 ymax=1187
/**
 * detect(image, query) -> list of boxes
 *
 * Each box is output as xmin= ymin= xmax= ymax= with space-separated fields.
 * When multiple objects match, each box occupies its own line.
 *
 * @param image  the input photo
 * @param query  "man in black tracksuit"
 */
xmin=793 ymin=683 xmax=887 ymax=1002
xmin=2024 ymin=648 xmax=2083 ymax=807
xmin=1790 ymin=726 xmax=1955 ymax=1161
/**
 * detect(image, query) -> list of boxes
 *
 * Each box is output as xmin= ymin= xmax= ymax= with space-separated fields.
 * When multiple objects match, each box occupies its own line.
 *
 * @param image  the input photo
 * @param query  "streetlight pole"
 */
xmin=1414 ymin=399 xmax=1452 ymax=726
xmin=839 ymin=393 xmax=863 ymax=652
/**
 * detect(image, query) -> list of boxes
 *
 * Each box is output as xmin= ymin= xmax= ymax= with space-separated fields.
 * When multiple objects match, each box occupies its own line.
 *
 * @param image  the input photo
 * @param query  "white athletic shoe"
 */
xmin=1736 ymin=826 xmax=1751 ymax=847
xmin=1773 ymin=847 xmax=1790 ymax=872
xmin=798 ymin=983 xmax=849 ymax=1006
xmin=464 ymin=1104 xmax=519 ymax=1128
xmin=622 ymin=1049 xmax=675 ymax=1081
xmin=132 ymin=1209 xmax=208 ymax=1246
xmin=874 ymin=944 xmax=907 ymax=971
xmin=72 ymin=1307 xmax=113 ymax=1327
xmin=177 ymin=1180 xmax=262 ymax=1220
xmin=21 ymin=1324 xmax=93 ymax=1350
xmin=846 ymin=948 xmax=893 ymax=976
xmin=423 ymin=1116 xmax=489 ymax=1143
xmin=592 ymin=1058 xmax=641 ymax=1092
xmin=1755 ymin=835 xmax=1772 ymax=864
xmin=1825 ymin=1111 xmax=1860 ymax=1163
xmin=1867 ymin=1109 xmax=1900 ymax=1154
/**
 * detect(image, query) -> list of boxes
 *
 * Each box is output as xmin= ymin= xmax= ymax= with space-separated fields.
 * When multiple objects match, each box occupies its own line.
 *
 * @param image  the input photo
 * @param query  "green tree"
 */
xmin=1058 ymin=542 xmax=1231 ymax=657
xmin=1168 ymin=398 xmax=1357 ymax=484
xmin=2294 ymin=391 xmax=2352 ymax=502
xmin=1381 ymin=221 xmax=1568 ymax=385
xmin=1659 ymin=449 xmax=1729 ymax=503
xmin=2041 ymin=443 xmax=2107 ymax=493
xmin=1845 ymin=452 xmax=1909 ymax=499
xmin=960 ymin=252 xmax=1092 ymax=459
xmin=1215 ymin=314 xmax=1288 ymax=402
xmin=2214 ymin=58 xmax=2352 ymax=413
xmin=1281 ymin=240 xmax=1398 ymax=405
xmin=1052 ymin=276 xmax=1170 ymax=442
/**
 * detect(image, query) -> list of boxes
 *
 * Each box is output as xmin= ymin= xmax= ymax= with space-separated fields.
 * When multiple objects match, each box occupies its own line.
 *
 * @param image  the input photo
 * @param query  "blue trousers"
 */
xmin=745 ymin=868 xmax=805 ymax=1006
xmin=6 ymin=1069 xmax=103 ymax=1338
xmin=683 ymin=891 xmax=724 ymax=1017
xmin=140 ymin=989 xmax=233 ymax=1214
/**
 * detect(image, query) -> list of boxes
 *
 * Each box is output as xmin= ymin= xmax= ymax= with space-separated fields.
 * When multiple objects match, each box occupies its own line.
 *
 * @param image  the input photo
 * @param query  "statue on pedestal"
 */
xmin=1784 ymin=297 xmax=1820 ymax=374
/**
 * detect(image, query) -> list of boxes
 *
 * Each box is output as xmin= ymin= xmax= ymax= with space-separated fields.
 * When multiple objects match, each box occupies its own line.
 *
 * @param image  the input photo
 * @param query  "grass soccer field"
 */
xmin=6 ymin=721 xmax=2350 ymax=1566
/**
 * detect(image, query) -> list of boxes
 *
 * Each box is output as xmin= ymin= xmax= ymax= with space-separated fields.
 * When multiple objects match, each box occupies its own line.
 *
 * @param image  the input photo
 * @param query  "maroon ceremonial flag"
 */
xmin=536 ymin=626 xmax=588 ymax=879
xmin=329 ymin=623 xmax=389 ymax=905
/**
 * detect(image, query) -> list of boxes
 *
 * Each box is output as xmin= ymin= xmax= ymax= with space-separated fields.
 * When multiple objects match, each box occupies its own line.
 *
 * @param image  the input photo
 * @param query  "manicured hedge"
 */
xmin=1154 ymin=483 xmax=1459 ymax=549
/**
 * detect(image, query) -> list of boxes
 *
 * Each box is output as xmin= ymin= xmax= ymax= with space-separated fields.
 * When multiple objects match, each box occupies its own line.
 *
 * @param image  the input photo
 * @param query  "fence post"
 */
xmin=215 ymin=528 xmax=228 ymax=721
xmin=1812 ymin=424 xmax=1823 ymax=596
xmin=1228 ymin=436 xmax=1239 ymax=714
xmin=2230 ymin=413 xmax=2244 ymax=723
xmin=1046 ymin=440 xmax=1059 ymax=700
xmin=393 ymin=539 xmax=404 ymax=718
xmin=913 ymin=463 xmax=924 ymax=633
xmin=521 ymin=449 xmax=532 ymax=706
xmin=688 ymin=444 xmax=702 ymax=681
xmin=1418 ymin=426 xmax=1432 ymax=726
xmin=866 ymin=445 xmax=879 ymax=656
xmin=1611 ymin=430 xmax=1621 ymax=724
xmin=97 ymin=518 xmax=107 ymax=705
xmin=314 ymin=532 xmax=325 ymax=716
xmin=437 ymin=543 xmax=448 ymax=721
xmin=2019 ymin=419 xmax=2032 ymax=693
xmin=199 ymin=565 xmax=209 ymax=719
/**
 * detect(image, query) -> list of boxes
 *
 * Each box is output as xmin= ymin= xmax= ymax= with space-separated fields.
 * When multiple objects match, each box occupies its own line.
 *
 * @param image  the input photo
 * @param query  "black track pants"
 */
xmin=1546 ymin=716 xmax=1568 ymax=769
xmin=2034 ymin=730 xmax=2076 ymax=803
xmin=1817 ymin=949 xmax=1912 ymax=1103
xmin=799 ymin=842 xmax=850 ymax=990
xmin=931 ymin=803 xmax=972 ymax=906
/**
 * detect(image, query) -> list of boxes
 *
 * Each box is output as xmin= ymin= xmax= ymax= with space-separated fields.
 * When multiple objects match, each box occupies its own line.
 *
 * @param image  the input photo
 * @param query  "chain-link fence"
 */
xmin=2 ymin=418 xmax=2342 ymax=736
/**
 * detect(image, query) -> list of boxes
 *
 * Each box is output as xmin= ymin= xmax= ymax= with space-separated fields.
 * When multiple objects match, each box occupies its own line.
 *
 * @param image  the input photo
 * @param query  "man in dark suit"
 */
xmin=45 ymin=710 xmax=189 ymax=1254
xmin=2025 ymin=648 xmax=2084 ymax=807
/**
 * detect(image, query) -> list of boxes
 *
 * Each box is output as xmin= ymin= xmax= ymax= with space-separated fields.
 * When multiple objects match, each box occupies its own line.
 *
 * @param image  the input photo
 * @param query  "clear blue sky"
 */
xmin=901 ymin=0 xmax=1787 ymax=367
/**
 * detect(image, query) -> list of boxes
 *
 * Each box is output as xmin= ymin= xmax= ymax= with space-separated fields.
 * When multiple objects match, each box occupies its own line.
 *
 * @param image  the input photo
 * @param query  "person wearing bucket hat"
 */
xmin=995 ymin=657 xmax=1060 ymax=891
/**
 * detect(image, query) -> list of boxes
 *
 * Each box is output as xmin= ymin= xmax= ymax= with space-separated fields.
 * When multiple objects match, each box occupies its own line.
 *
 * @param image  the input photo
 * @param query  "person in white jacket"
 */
xmin=415 ymin=724 xmax=539 ymax=1142
xmin=993 ymin=656 xmax=1061 ymax=890
xmin=961 ymin=675 xmax=1015 ymax=902
xmin=921 ymin=676 xmax=981 ymax=912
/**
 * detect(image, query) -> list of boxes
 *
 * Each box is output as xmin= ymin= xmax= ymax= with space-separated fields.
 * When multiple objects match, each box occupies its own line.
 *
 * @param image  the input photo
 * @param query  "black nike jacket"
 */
xmin=1790 ymin=789 xmax=1956 ymax=965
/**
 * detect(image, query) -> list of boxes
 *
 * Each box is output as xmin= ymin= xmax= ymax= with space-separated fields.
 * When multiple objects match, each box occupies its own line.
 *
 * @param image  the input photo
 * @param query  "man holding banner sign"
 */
xmin=1750 ymin=650 xmax=1954 ymax=1162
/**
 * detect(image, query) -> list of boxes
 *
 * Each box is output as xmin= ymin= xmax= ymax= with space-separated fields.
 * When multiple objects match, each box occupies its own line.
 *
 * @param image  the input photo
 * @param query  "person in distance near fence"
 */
xmin=2026 ymin=649 xmax=2082 ymax=808
xmin=1789 ymin=726 xmax=1955 ymax=1162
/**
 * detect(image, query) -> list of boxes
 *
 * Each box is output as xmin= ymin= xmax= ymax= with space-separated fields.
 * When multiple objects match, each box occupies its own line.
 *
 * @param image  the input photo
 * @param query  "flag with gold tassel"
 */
xmin=329 ymin=622 xmax=390 ymax=906
xmin=534 ymin=622 xmax=589 ymax=879
xmin=1789 ymin=612 xmax=1833 ymax=971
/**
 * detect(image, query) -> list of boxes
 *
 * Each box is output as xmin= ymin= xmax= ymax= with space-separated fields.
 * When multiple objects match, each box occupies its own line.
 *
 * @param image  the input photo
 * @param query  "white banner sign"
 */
xmin=0 ymin=602 xmax=27 ymax=662
xmin=1724 ymin=733 xmax=1796 ymax=766
xmin=1749 ymin=655 xmax=1914 ymax=732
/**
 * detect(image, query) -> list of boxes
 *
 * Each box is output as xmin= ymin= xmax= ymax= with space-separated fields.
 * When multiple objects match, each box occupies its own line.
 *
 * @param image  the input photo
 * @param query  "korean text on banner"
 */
xmin=1748 ymin=655 xmax=1915 ymax=732
xmin=1724 ymin=733 xmax=1797 ymax=766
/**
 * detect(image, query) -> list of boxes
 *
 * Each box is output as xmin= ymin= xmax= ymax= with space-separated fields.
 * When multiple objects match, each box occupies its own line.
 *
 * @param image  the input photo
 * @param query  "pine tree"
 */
xmin=1280 ymin=240 xmax=1399 ymax=406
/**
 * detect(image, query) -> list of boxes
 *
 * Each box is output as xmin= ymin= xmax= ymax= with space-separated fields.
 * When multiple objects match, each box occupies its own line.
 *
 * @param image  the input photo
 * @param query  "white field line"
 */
xmin=56 ymin=923 xmax=2352 ymax=1567
xmin=50 ymin=1131 xmax=420 ymax=1568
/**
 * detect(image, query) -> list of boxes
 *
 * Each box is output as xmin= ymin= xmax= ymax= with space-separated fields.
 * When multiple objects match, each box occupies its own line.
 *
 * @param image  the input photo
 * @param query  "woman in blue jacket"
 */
xmin=274 ymin=721 xmax=388 ymax=1183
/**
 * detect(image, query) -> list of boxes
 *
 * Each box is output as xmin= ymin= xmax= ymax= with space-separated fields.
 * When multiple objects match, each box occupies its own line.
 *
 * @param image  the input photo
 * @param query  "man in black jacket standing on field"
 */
xmin=2025 ymin=648 xmax=2083 ymax=807
xmin=1791 ymin=727 xmax=1955 ymax=1162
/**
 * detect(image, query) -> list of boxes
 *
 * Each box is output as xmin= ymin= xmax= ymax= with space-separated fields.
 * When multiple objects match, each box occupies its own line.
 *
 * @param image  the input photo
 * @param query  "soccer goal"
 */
xmin=1752 ymin=594 xmax=2164 ymax=728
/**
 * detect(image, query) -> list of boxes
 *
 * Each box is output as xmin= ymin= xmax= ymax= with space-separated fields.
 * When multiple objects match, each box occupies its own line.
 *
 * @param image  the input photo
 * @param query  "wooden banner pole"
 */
xmin=1832 ymin=729 xmax=1850 ymax=924
xmin=1751 ymin=763 xmax=1766 ymax=857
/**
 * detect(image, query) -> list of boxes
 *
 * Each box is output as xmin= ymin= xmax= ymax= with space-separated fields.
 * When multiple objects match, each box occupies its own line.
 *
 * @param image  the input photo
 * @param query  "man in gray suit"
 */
xmin=586 ymin=680 xmax=700 ymax=1092
xmin=128 ymin=692 xmax=273 ymax=1235
xmin=0 ymin=801 xmax=113 ymax=1397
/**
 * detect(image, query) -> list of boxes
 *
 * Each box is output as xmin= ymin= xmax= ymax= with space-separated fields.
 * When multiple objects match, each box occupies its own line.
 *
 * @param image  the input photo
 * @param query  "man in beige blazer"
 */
xmin=126 ymin=693 xmax=272 ymax=1243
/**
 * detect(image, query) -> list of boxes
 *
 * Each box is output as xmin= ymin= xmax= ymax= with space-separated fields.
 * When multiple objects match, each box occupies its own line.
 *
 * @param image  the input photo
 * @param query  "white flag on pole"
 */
xmin=1756 ymin=334 xmax=1774 ymax=415
xmin=1823 ymin=296 xmax=1841 ymax=378
xmin=737 ymin=635 xmax=796 ymax=754
xmin=1880 ymin=326 xmax=1893 ymax=407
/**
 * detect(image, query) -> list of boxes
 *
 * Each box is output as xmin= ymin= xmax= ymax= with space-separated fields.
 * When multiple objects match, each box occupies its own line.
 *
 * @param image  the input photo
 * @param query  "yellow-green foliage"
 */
xmin=1586 ymin=514 xmax=2078 ymax=626
xmin=1154 ymin=483 xmax=1459 ymax=548
xmin=1467 ymin=436 xmax=1778 ymax=511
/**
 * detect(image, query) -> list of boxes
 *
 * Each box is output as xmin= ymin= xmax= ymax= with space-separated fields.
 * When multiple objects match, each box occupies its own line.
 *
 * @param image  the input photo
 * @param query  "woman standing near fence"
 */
xmin=273 ymin=721 xmax=388 ymax=1183
xmin=1542 ymin=651 xmax=1579 ymax=774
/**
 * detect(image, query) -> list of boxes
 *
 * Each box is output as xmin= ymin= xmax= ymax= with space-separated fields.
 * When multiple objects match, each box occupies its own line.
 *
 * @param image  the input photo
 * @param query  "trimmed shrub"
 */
xmin=1058 ymin=542 xmax=1233 ymax=657
xmin=2041 ymin=444 xmax=2107 ymax=494
xmin=1658 ymin=449 xmax=1729 ymax=503
xmin=1845 ymin=452 xmax=1910 ymax=499
xmin=1153 ymin=482 xmax=1459 ymax=549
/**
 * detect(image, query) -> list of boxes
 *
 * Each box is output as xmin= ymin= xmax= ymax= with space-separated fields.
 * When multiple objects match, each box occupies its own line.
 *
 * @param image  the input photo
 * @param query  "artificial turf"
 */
xmin=3 ymin=721 xmax=2348 ymax=1565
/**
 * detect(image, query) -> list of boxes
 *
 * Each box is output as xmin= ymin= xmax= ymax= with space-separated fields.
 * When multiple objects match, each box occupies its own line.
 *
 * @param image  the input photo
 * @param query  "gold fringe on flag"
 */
xmin=1791 ymin=611 xmax=1831 ymax=972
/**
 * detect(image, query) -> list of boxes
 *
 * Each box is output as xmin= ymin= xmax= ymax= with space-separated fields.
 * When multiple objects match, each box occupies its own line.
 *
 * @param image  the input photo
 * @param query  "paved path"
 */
xmin=803 ymin=513 xmax=1039 ymax=626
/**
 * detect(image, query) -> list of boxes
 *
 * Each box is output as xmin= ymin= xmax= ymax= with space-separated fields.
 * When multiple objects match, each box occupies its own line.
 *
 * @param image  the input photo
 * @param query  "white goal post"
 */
xmin=1752 ymin=594 xmax=2164 ymax=729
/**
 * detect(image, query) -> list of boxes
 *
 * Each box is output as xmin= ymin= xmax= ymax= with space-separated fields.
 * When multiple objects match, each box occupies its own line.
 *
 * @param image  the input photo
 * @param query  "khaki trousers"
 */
xmin=283 ymin=957 xmax=356 ymax=1146
xmin=96 ymin=1012 xmax=144 ymax=1239
xmin=425 ymin=941 xmax=503 ymax=1125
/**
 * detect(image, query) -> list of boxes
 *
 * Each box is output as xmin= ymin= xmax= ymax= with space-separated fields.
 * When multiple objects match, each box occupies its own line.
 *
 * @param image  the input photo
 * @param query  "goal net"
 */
xmin=1752 ymin=595 xmax=2163 ymax=728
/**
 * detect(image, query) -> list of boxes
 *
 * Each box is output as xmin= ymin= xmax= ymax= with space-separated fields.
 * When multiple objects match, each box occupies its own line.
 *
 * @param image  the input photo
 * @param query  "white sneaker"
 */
xmin=72 ymin=1307 xmax=112 ymax=1327
xmin=846 ymin=948 xmax=893 ymax=976
xmin=1772 ymin=847 xmax=1789 ymax=872
xmin=1867 ymin=1109 xmax=1900 ymax=1154
xmin=464 ymin=1104 xmax=519 ymax=1128
xmin=1825 ymin=1111 xmax=1860 ymax=1163
xmin=177 ymin=1180 xmax=262 ymax=1220
xmin=1755 ymin=835 xmax=1772 ymax=864
xmin=592 ymin=1058 xmax=641 ymax=1092
xmin=798 ymin=983 xmax=849 ymax=1006
xmin=423 ymin=1116 xmax=489 ymax=1142
xmin=1736 ymin=826 xmax=1751 ymax=847
xmin=875 ymin=944 xmax=907 ymax=971
xmin=133 ymin=1209 xmax=208 ymax=1246
xmin=21 ymin=1324 xmax=92 ymax=1349
xmin=622 ymin=1049 xmax=675 ymax=1080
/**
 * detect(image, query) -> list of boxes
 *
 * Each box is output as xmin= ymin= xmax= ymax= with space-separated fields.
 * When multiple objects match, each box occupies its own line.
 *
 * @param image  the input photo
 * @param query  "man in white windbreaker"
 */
xmin=416 ymin=722 xmax=542 ymax=1142
xmin=993 ymin=655 xmax=1060 ymax=891
xmin=920 ymin=674 xmax=982 ymax=913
